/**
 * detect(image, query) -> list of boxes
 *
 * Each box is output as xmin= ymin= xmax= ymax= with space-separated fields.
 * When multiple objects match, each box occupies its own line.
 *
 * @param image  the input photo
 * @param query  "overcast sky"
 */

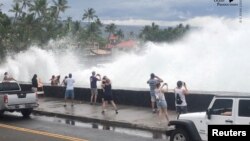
xmin=1 ymin=0 xmax=249 ymax=26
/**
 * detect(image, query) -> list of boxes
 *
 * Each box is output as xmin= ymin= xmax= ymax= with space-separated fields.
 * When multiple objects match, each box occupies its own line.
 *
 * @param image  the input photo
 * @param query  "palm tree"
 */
xmin=72 ymin=20 xmax=81 ymax=34
xmin=105 ymin=23 xmax=116 ymax=39
xmin=82 ymin=8 xmax=97 ymax=24
xmin=52 ymin=0 xmax=69 ymax=22
xmin=29 ymin=0 xmax=48 ymax=18
xmin=115 ymin=29 xmax=124 ymax=41
xmin=65 ymin=16 xmax=72 ymax=32
xmin=9 ymin=3 xmax=22 ymax=23
xmin=94 ymin=18 xmax=102 ymax=27
xmin=129 ymin=31 xmax=134 ymax=39
xmin=139 ymin=25 xmax=150 ymax=39
xmin=151 ymin=22 xmax=159 ymax=32
xmin=0 ymin=3 xmax=3 ymax=11
xmin=14 ymin=0 xmax=31 ymax=12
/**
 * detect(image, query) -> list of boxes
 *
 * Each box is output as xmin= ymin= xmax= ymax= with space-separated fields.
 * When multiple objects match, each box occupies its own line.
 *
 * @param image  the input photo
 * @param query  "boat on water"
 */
xmin=90 ymin=49 xmax=111 ymax=55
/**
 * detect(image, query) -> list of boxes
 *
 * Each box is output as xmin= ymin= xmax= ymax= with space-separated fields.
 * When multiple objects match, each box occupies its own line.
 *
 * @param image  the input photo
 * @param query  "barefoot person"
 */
xmin=155 ymin=83 xmax=169 ymax=122
xmin=101 ymin=77 xmax=118 ymax=114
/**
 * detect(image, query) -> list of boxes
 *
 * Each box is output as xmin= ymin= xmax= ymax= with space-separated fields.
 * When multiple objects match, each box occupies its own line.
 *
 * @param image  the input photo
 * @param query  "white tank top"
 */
xmin=174 ymin=88 xmax=187 ymax=106
xmin=155 ymin=89 xmax=166 ymax=101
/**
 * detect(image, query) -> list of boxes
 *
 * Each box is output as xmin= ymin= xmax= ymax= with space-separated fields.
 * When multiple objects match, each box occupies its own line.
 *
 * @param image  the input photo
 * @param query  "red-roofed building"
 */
xmin=116 ymin=40 xmax=136 ymax=48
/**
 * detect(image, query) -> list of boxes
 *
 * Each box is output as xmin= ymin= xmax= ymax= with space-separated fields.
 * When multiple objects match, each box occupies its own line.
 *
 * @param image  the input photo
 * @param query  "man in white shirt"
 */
xmin=64 ymin=73 xmax=75 ymax=107
xmin=174 ymin=80 xmax=188 ymax=118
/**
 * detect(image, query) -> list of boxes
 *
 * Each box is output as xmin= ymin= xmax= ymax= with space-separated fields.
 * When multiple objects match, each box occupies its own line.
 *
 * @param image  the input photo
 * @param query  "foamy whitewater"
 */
xmin=0 ymin=17 xmax=250 ymax=92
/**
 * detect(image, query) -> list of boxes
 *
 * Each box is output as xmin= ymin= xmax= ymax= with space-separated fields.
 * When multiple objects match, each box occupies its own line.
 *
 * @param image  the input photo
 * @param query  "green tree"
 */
xmin=82 ymin=8 xmax=97 ymax=24
xmin=105 ymin=23 xmax=116 ymax=39
xmin=0 ymin=12 xmax=11 ymax=58
xmin=52 ymin=0 xmax=69 ymax=22
xmin=115 ymin=29 xmax=124 ymax=41
xmin=72 ymin=20 xmax=81 ymax=34
xmin=29 ymin=0 xmax=48 ymax=19
xmin=129 ymin=31 xmax=134 ymax=39
xmin=14 ymin=0 xmax=31 ymax=12
xmin=9 ymin=3 xmax=22 ymax=23
xmin=0 ymin=3 xmax=3 ymax=11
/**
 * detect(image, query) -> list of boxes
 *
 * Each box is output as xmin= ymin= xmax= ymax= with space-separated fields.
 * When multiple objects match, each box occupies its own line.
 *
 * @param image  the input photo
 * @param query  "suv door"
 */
xmin=207 ymin=98 xmax=235 ymax=124
xmin=235 ymin=98 xmax=250 ymax=124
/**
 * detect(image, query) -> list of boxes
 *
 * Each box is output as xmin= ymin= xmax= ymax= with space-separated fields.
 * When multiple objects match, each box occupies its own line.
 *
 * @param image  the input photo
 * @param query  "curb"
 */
xmin=33 ymin=109 xmax=168 ymax=133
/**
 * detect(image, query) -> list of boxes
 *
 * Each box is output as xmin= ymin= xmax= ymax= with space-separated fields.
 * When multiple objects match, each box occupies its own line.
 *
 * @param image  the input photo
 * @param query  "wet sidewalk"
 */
xmin=34 ymin=97 xmax=177 ymax=132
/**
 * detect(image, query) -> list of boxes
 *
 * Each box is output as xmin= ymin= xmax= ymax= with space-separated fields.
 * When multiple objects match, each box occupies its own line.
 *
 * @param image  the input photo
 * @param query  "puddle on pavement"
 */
xmin=32 ymin=114 xmax=167 ymax=139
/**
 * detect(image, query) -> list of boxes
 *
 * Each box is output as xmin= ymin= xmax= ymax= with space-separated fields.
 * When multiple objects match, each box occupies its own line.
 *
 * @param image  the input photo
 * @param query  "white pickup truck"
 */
xmin=166 ymin=94 xmax=250 ymax=141
xmin=0 ymin=82 xmax=38 ymax=118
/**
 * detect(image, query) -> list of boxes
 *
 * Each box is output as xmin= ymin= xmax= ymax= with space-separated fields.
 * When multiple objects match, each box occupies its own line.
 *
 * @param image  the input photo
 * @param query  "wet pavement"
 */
xmin=35 ymin=97 xmax=177 ymax=132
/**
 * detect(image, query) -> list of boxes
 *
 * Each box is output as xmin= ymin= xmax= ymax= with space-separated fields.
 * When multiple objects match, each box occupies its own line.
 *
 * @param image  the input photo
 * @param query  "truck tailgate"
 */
xmin=6 ymin=92 xmax=37 ymax=105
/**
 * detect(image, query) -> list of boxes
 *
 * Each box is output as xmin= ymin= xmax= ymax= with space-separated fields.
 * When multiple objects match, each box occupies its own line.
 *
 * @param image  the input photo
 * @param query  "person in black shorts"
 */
xmin=100 ymin=76 xmax=107 ymax=104
xmin=101 ymin=77 xmax=118 ymax=114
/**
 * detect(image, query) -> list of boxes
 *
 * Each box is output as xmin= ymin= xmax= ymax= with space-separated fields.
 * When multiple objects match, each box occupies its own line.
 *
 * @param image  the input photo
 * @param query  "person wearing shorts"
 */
xmin=155 ymin=83 xmax=169 ymax=121
xmin=147 ymin=73 xmax=163 ymax=113
xmin=64 ymin=73 xmax=75 ymax=107
xmin=90 ymin=71 xmax=101 ymax=105
xmin=101 ymin=77 xmax=118 ymax=114
xmin=174 ymin=81 xmax=188 ymax=118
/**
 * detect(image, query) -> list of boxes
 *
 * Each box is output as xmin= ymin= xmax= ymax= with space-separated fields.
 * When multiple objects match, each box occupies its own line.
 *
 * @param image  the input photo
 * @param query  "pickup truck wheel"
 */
xmin=21 ymin=109 xmax=33 ymax=118
xmin=170 ymin=128 xmax=190 ymax=141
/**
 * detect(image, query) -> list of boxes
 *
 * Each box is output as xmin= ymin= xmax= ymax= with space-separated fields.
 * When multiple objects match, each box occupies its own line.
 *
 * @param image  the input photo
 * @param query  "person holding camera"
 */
xmin=101 ymin=77 xmax=118 ymax=114
xmin=90 ymin=71 xmax=101 ymax=105
xmin=147 ymin=73 xmax=163 ymax=113
xmin=155 ymin=82 xmax=169 ymax=122
xmin=174 ymin=81 xmax=189 ymax=118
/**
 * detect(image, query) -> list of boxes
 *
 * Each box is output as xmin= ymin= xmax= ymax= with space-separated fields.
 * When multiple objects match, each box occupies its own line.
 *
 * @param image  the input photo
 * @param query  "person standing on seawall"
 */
xmin=147 ymin=73 xmax=163 ymax=113
xmin=100 ymin=76 xmax=107 ymax=104
xmin=3 ymin=72 xmax=16 ymax=82
xmin=101 ymin=77 xmax=118 ymax=114
xmin=31 ymin=74 xmax=38 ymax=92
xmin=155 ymin=82 xmax=170 ymax=122
xmin=90 ymin=71 xmax=101 ymax=105
xmin=174 ymin=80 xmax=188 ymax=118
xmin=64 ymin=73 xmax=75 ymax=107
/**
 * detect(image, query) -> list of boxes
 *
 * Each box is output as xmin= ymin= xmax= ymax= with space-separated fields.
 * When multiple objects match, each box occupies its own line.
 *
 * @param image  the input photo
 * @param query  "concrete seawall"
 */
xmin=20 ymin=84 xmax=214 ymax=112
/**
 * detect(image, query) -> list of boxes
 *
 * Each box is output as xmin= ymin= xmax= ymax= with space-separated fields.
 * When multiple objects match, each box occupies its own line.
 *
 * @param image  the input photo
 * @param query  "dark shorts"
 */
xmin=176 ymin=106 xmax=187 ymax=114
xmin=65 ymin=90 xmax=74 ymax=99
xmin=99 ymin=90 xmax=104 ymax=99
xmin=103 ymin=94 xmax=113 ymax=101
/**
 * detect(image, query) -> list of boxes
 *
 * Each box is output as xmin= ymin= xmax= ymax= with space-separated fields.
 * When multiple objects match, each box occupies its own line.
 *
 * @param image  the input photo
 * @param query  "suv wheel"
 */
xmin=170 ymin=128 xmax=190 ymax=141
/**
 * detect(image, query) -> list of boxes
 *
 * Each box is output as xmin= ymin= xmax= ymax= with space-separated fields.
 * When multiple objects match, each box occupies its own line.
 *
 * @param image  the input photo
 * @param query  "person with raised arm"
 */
xmin=147 ymin=73 xmax=163 ymax=113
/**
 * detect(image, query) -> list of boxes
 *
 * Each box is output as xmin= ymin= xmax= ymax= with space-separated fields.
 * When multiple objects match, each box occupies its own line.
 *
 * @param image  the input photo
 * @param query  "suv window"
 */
xmin=211 ymin=99 xmax=233 ymax=116
xmin=238 ymin=100 xmax=250 ymax=117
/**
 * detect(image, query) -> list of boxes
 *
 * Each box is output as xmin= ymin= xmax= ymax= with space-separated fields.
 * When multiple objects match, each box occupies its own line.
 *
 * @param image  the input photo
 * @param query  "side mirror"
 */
xmin=206 ymin=108 xmax=211 ymax=120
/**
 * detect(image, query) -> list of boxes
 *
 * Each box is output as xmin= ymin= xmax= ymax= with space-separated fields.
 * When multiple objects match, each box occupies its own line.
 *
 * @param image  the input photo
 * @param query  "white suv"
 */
xmin=166 ymin=95 xmax=250 ymax=141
